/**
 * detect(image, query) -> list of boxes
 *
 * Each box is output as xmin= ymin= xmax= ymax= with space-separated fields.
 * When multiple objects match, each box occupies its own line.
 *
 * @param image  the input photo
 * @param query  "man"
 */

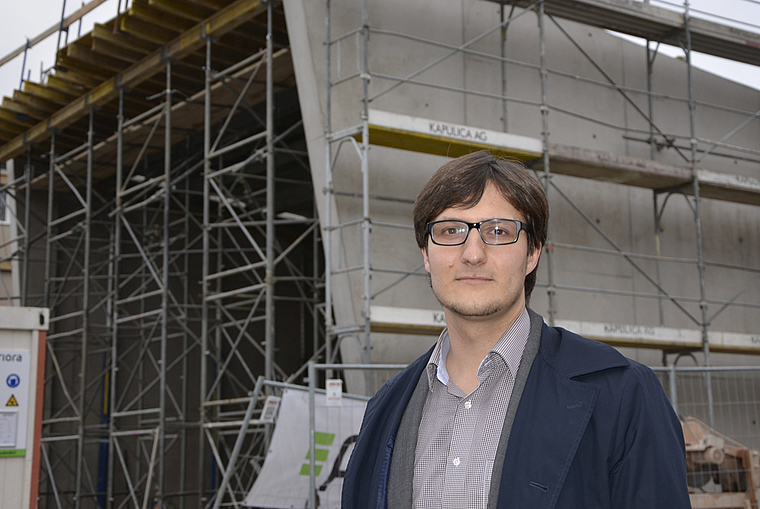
xmin=341 ymin=151 xmax=690 ymax=509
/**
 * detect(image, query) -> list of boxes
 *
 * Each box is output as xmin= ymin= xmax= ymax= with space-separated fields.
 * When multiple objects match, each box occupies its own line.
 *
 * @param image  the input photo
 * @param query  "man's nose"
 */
xmin=460 ymin=227 xmax=487 ymax=264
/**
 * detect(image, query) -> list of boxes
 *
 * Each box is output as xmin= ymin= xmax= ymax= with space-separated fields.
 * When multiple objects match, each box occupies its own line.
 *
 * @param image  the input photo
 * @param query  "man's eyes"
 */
xmin=441 ymin=226 xmax=465 ymax=236
xmin=484 ymin=225 xmax=507 ymax=235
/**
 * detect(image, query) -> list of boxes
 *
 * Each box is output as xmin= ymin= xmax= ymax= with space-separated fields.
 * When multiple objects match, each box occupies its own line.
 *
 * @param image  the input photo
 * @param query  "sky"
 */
xmin=1 ymin=0 xmax=760 ymax=104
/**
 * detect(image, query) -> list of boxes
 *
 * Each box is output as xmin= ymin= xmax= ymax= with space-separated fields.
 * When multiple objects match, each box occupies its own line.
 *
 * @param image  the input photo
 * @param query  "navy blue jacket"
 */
xmin=342 ymin=322 xmax=690 ymax=509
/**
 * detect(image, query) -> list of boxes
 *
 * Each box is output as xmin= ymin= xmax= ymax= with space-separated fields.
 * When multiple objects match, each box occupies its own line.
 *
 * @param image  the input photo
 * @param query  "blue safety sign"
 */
xmin=6 ymin=374 xmax=20 ymax=388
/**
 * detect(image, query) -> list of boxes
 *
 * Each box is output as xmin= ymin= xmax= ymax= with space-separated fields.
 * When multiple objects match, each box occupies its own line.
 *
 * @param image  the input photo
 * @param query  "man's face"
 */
xmin=421 ymin=183 xmax=541 ymax=324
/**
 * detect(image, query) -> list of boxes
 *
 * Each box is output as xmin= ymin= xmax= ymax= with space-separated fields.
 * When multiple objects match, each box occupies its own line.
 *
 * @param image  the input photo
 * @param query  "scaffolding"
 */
xmin=1 ymin=1 xmax=321 ymax=508
xmin=320 ymin=0 xmax=760 ymax=398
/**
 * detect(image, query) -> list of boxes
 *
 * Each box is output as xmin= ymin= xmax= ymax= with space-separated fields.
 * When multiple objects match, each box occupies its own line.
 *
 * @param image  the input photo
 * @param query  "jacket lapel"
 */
xmin=497 ymin=323 xmax=624 ymax=509
xmin=498 ymin=365 xmax=598 ymax=509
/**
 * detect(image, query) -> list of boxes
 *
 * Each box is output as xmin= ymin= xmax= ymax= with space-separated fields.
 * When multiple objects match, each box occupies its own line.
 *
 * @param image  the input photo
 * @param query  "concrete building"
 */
xmin=0 ymin=0 xmax=757 ymax=507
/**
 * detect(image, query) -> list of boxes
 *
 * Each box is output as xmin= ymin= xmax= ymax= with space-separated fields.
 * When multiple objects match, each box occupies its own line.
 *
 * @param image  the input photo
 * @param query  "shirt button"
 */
xmin=452 ymin=457 xmax=461 ymax=466
xmin=464 ymin=401 xmax=472 ymax=409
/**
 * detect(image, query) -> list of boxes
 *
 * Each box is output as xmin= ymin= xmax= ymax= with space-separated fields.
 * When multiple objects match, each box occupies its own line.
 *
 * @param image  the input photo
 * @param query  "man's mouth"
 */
xmin=456 ymin=276 xmax=492 ymax=283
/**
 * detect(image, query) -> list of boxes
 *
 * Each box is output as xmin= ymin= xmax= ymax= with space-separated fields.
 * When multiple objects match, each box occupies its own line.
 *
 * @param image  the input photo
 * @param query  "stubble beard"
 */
xmin=429 ymin=276 xmax=520 ymax=318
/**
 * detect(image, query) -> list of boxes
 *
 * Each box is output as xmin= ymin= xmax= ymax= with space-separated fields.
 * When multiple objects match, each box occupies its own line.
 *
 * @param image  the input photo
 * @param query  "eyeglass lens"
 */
xmin=430 ymin=219 xmax=520 ymax=245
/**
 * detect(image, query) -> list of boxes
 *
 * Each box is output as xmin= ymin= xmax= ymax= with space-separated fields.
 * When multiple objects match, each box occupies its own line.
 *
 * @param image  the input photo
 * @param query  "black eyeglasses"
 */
xmin=426 ymin=219 xmax=528 ymax=246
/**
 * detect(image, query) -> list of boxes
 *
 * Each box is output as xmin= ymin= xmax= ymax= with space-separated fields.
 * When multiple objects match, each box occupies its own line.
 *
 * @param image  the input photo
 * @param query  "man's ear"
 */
xmin=422 ymin=246 xmax=430 ymax=274
xmin=525 ymin=244 xmax=541 ymax=275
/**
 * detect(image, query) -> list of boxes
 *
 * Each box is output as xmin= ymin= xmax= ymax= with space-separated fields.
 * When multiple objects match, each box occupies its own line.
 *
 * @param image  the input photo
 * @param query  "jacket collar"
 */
xmin=531 ymin=310 xmax=630 ymax=379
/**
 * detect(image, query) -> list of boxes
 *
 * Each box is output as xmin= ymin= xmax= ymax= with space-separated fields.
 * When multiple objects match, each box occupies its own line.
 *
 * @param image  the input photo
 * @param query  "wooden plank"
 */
xmin=50 ymin=66 xmax=104 ymax=89
xmin=0 ymin=123 xmax=26 ymax=140
xmin=0 ymin=109 xmax=36 ymax=130
xmin=119 ymin=15 xmax=177 ymax=45
xmin=0 ymin=0 xmax=267 ymax=162
xmin=66 ymin=43 xmax=130 ymax=74
xmin=148 ymin=0 xmax=215 ymax=22
xmin=93 ymin=23 xmax=158 ymax=54
xmin=91 ymin=35 xmax=150 ymax=63
xmin=13 ymin=91 xmax=62 ymax=115
xmin=22 ymin=82 xmax=75 ymax=106
xmin=46 ymin=76 xmax=89 ymax=100
xmin=1 ymin=98 xmax=46 ymax=122
xmin=128 ymin=2 xmax=195 ymax=34
xmin=189 ymin=0 xmax=228 ymax=9
xmin=56 ymin=56 xmax=116 ymax=82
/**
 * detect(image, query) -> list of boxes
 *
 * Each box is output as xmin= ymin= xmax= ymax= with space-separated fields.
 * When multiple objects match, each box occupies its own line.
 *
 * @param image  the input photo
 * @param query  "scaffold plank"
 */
xmin=370 ymin=306 xmax=760 ymax=354
xmin=1 ymin=99 xmax=45 ymax=121
xmin=51 ymin=65 xmax=103 ymax=89
xmin=0 ymin=109 xmax=34 ymax=130
xmin=46 ymin=76 xmax=88 ymax=98
xmin=364 ymin=110 xmax=760 ymax=206
xmin=22 ymin=81 xmax=73 ymax=106
xmin=697 ymin=169 xmax=760 ymax=206
xmin=363 ymin=109 xmax=544 ymax=161
xmin=12 ymin=91 xmax=62 ymax=115
xmin=90 ymin=35 xmax=149 ymax=64
xmin=148 ymin=0 xmax=215 ymax=22
xmin=92 ymin=23 xmax=157 ymax=54
xmin=503 ymin=0 xmax=760 ymax=67
xmin=129 ymin=2 xmax=196 ymax=34
xmin=542 ymin=143 xmax=692 ymax=189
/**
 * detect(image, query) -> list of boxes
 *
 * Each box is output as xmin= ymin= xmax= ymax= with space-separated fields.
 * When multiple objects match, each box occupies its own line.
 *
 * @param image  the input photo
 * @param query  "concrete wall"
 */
xmin=285 ymin=0 xmax=760 ymax=396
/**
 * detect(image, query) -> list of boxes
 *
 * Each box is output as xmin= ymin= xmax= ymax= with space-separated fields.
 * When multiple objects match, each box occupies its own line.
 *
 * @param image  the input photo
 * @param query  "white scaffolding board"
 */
xmin=371 ymin=306 xmax=760 ymax=355
xmin=364 ymin=110 xmax=760 ymax=206
xmin=363 ymin=109 xmax=543 ymax=161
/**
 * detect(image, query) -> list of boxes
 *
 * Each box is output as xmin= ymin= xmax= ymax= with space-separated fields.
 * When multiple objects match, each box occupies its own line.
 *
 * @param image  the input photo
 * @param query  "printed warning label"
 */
xmin=0 ymin=350 xmax=30 ymax=455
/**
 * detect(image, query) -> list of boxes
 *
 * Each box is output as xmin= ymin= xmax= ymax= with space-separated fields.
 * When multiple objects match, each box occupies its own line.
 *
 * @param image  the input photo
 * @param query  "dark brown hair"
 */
xmin=413 ymin=150 xmax=549 ymax=303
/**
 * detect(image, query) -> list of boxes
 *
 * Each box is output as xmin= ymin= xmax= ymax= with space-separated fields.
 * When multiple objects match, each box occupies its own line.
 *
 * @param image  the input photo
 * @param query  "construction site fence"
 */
xmin=304 ymin=362 xmax=760 ymax=500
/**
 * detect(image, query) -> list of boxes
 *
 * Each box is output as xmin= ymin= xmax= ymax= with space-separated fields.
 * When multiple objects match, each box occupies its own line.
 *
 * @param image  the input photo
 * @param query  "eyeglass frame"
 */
xmin=425 ymin=218 xmax=529 ymax=246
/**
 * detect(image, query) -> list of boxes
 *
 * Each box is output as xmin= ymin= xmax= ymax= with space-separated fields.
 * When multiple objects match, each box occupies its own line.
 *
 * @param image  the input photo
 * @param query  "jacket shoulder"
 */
xmin=539 ymin=323 xmax=630 ymax=379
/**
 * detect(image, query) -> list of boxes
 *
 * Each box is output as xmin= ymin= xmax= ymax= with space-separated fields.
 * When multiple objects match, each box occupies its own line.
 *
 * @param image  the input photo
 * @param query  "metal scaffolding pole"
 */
xmin=73 ymin=108 xmax=94 ymax=509
xmin=22 ymin=148 xmax=32 ymax=306
xmin=683 ymin=0 xmax=715 ymax=428
xmin=265 ymin=0 xmax=275 ymax=384
xmin=159 ymin=59 xmax=172 ymax=508
xmin=200 ymin=34 xmax=212 ymax=509
xmin=107 ymin=88 xmax=125 ymax=509
xmin=43 ymin=132 xmax=55 ymax=310
xmin=360 ymin=0 xmax=372 ymax=394
xmin=324 ymin=0 xmax=334 ymax=381
xmin=538 ymin=0 xmax=556 ymax=326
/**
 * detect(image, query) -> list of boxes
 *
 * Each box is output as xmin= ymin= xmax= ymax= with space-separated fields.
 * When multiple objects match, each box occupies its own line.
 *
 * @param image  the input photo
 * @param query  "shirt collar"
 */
xmin=426 ymin=307 xmax=531 ymax=391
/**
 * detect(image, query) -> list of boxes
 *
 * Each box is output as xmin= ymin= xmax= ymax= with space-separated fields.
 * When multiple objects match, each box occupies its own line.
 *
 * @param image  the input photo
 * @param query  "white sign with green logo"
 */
xmin=244 ymin=388 xmax=367 ymax=508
